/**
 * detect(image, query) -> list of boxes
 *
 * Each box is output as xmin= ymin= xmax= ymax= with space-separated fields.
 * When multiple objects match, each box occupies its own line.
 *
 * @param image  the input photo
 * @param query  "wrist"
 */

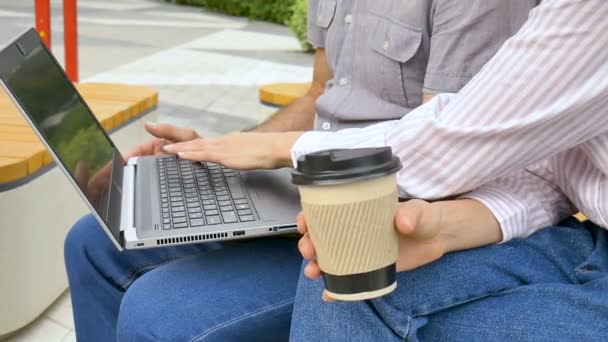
xmin=272 ymin=132 xmax=304 ymax=168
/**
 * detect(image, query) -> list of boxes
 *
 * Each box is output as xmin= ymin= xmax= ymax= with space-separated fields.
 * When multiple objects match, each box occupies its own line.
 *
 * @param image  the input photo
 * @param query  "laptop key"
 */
xmin=234 ymin=199 xmax=248 ymax=205
xmin=172 ymin=211 xmax=186 ymax=217
xmin=235 ymin=204 xmax=250 ymax=210
xmin=240 ymin=215 xmax=255 ymax=222
xmin=206 ymin=216 xmax=221 ymax=225
xmin=163 ymin=218 xmax=171 ymax=224
xmin=173 ymin=217 xmax=187 ymax=224
xmin=221 ymin=211 xmax=238 ymax=223
xmin=189 ymin=213 xmax=203 ymax=219
xmin=190 ymin=218 xmax=205 ymax=227
xmin=215 ymin=191 xmax=228 ymax=197
xmin=220 ymin=206 xmax=233 ymax=212
xmin=186 ymin=198 xmax=199 ymax=203
xmin=174 ymin=223 xmax=188 ymax=229
xmin=201 ymin=195 xmax=214 ymax=200
xmin=163 ymin=224 xmax=172 ymax=230
xmin=205 ymin=209 xmax=219 ymax=216
xmin=216 ymin=195 xmax=230 ymax=201
xmin=187 ymin=202 xmax=201 ymax=208
xmin=204 ymin=205 xmax=217 ymax=210
xmin=237 ymin=209 xmax=252 ymax=216
xmin=202 ymin=200 xmax=215 ymax=205
xmin=226 ymin=177 xmax=246 ymax=199
xmin=218 ymin=200 xmax=232 ymax=207
xmin=188 ymin=207 xmax=202 ymax=213
xmin=172 ymin=206 xmax=185 ymax=212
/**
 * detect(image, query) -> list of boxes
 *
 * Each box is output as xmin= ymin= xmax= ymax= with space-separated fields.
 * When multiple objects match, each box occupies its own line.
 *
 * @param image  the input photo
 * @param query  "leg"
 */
xmin=419 ymin=277 xmax=608 ymax=341
xmin=291 ymin=219 xmax=606 ymax=341
xmin=116 ymin=237 xmax=302 ymax=342
xmin=64 ymin=214 xmax=219 ymax=341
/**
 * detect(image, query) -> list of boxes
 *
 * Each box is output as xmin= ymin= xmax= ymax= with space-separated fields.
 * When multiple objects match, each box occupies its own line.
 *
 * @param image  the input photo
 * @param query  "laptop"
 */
xmin=0 ymin=29 xmax=301 ymax=250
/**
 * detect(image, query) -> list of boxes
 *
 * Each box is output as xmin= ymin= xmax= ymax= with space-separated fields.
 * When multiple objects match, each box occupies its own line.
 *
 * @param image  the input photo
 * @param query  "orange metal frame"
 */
xmin=34 ymin=0 xmax=79 ymax=82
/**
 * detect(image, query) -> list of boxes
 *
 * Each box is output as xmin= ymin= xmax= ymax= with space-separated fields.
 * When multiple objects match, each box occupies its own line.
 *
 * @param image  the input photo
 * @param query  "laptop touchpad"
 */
xmin=240 ymin=169 xmax=300 ymax=222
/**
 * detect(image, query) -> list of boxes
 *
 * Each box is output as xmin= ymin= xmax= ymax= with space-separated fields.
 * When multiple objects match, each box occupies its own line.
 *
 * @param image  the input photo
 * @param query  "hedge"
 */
xmin=174 ymin=0 xmax=312 ymax=51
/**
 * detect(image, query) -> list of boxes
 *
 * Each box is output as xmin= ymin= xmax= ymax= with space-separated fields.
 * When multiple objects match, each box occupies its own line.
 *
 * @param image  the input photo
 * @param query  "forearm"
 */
xmin=253 ymin=48 xmax=331 ymax=133
xmin=252 ymin=93 xmax=318 ymax=132
xmin=434 ymin=199 xmax=503 ymax=254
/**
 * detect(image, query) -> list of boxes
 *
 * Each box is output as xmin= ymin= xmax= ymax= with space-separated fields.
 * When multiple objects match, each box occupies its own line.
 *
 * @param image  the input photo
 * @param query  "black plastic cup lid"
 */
xmin=291 ymin=147 xmax=402 ymax=186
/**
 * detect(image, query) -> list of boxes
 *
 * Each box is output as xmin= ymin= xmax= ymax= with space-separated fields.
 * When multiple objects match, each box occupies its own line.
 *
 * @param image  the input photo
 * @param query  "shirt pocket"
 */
xmin=369 ymin=13 xmax=423 ymax=108
xmin=315 ymin=0 xmax=337 ymax=28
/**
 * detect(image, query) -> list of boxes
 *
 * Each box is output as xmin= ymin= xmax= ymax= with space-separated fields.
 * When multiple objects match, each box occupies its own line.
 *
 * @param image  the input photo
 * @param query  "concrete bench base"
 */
xmin=0 ymin=110 xmax=157 ymax=336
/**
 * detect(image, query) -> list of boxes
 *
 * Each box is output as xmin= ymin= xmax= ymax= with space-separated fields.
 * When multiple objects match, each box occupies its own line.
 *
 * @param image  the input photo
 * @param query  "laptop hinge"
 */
xmin=120 ymin=159 xmax=137 ymax=233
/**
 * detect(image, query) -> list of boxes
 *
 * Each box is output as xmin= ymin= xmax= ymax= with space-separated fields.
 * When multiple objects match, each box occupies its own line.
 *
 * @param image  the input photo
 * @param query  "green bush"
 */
xmin=286 ymin=0 xmax=312 ymax=51
xmin=175 ymin=0 xmax=312 ymax=51
xmin=176 ymin=0 xmax=293 ymax=24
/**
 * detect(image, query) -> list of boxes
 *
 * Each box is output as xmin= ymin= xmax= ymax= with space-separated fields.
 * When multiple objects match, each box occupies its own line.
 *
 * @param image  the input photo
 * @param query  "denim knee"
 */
xmin=64 ymin=214 xmax=104 ymax=273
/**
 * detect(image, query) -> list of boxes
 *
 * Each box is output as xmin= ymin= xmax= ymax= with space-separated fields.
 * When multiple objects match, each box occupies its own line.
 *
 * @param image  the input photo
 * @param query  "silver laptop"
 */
xmin=0 ymin=29 xmax=300 ymax=250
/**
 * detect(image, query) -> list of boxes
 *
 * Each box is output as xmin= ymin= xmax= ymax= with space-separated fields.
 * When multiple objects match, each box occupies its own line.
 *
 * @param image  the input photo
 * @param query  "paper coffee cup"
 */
xmin=292 ymin=147 xmax=402 ymax=301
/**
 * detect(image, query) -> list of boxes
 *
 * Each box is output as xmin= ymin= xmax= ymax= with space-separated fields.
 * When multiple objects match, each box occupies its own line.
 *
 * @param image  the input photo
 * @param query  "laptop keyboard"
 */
xmin=156 ymin=157 xmax=256 ymax=230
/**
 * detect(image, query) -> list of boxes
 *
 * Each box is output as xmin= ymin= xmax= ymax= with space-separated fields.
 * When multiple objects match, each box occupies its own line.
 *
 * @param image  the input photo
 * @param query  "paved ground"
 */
xmin=0 ymin=0 xmax=312 ymax=340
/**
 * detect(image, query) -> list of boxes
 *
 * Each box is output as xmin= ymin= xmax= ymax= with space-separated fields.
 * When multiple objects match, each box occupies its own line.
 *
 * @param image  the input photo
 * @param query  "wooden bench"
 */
xmin=0 ymin=83 xmax=158 ymax=185
xmin=0 ymin=83 xmax=158 ymax=336
xmin=259 ymin=82 xmax=310 ymax=107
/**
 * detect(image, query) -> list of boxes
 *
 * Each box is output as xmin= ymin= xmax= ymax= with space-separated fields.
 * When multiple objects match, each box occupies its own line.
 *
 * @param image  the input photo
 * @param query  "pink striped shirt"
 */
xmin=291 ymin=0 xmax=608 ymax=242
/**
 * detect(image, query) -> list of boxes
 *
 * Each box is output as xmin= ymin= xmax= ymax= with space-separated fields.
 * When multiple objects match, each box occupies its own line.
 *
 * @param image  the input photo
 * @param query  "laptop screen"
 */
xmin=0 ymin=29 xmax=124 ymax=243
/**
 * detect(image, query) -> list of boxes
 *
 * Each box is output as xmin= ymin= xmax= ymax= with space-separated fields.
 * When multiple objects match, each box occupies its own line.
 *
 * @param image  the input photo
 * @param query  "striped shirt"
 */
xmin=291 ymin=0 xmax=608 ymax=242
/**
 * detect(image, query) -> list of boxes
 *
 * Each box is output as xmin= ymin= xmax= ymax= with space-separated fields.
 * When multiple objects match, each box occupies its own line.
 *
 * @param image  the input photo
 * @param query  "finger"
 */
xmin=176 ymin=151 xmax=220 ymax=163
xmin=298 ymin=233 xmax=316 ymax=260
xmin=162 ymin=139 xmax=207 ymax=154
xmin=304 ymin=260 xmax=322 ymax=279
xmin=145 ymin=122 xmax=198 ymax=142
xmin=322 ymin=291 xmax=336 ymax=302
xmin=394 ymin=200 xmax=424 ymax=235
xmin=296 ymin=212 xmax=308 ymax=234
xmin=124 ymin=139 xmax=165 ymax=160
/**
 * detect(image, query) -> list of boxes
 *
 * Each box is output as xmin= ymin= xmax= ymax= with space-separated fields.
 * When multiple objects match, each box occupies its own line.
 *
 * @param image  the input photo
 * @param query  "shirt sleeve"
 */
xmin=461 ymin=162 xmax=577 ymax=242
xmin=292 ymin=0 xmax=608 ymax=201
xmin=424 ymin=0 xmax=538 ymax=94
xmin=306 ymin=0 xmax=326 ymax=48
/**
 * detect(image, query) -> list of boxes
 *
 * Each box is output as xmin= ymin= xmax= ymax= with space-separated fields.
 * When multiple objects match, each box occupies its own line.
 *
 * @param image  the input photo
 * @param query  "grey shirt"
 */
xmin=307 ymin=0 xmax=539 ymax=131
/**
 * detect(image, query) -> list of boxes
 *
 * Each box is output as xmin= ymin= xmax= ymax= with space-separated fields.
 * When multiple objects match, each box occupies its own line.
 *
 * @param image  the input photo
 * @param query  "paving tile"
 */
xmin=61 ymin=331 xmax=76 ymax=342
xmin=4 ymin=318 xmax=70 ymax=342
xmin=181 ymin=29 xmax=302 ymax=51
xmin=44 ymin=292 xmax=75 ymax=330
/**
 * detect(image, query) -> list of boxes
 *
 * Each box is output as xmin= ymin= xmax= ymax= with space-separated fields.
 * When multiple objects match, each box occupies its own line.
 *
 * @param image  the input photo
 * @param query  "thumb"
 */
xmin=394 ymin=199 xmax=427 ymax=236
xmin=145 ymin=122 xmax=198 ymax=142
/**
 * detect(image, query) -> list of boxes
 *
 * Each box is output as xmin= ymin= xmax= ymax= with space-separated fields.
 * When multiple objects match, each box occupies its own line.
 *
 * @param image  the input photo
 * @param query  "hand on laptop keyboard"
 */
xmin=162 ymin=132 xmax=304 ymax=170
xmin=157 ymin=157 xmax=257 ymax=230
xmin=124 ymin=122 xmax=200 ymax=161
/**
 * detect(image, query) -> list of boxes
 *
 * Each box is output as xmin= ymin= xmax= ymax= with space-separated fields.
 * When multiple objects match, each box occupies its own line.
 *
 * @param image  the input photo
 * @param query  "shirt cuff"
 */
xmin=460 ymin=188 xmax=529 ymax=243
xmin=290 ymin=128 xmax=388 ymax=168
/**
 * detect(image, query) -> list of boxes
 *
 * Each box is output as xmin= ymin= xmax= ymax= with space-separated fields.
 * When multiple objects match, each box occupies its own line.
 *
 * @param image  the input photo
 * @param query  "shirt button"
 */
xmin=322 ymin=122 xmax=331 ymax=130
xmin=344 ymin=14 xmax=353 ymax=24
xmin=383 ymin=40 xmax=389 ymax=51
xmin=338 ymin=77 xmax=348 ymax=86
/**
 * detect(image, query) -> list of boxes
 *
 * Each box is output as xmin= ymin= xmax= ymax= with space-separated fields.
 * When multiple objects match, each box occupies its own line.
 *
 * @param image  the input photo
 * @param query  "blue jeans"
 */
xmin=64 ymin=214 xmax=301 ymax=341
xmin=291 ymin=218 xmax=608 ymax=341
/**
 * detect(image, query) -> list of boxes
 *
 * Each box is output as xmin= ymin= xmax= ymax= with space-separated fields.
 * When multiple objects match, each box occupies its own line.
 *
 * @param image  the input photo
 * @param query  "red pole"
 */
xmin=35 ymin=0 xmax=51 ymax=48
xmin=63 ymin=0 xmax=79 ymax=82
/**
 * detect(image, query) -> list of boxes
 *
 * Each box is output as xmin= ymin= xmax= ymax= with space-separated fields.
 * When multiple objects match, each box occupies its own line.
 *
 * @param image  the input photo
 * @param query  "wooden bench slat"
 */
xmin=259 ymin=82 xmax=310 ymax=107
xmin=0 ymin=157 xmax=28 ymax=183
xmin=0 ymin=83 xmax=158 ymax=184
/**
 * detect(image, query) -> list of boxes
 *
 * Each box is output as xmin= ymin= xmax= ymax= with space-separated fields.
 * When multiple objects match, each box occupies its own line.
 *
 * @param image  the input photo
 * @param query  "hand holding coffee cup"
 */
xmin=292 ymin=147 xmax=402 ymax=301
